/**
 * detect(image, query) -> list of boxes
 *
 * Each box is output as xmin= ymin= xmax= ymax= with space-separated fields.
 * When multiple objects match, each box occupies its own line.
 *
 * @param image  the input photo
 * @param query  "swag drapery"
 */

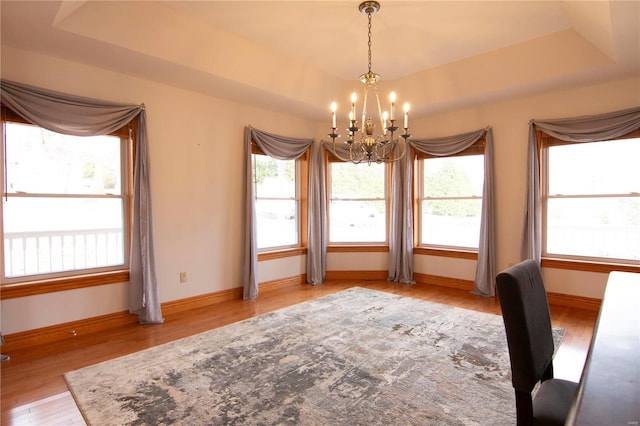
xmin=522 ymin=106 xmax=640 ymax=262
xmin=408 ymin=127 xmax=496 ymax=297
xmin=320 ymin=129 xmax=496 ymax=296
xmin=319 ymin=141 xmax=416 ymax=285
xmin=0 ymin=80 xmax=163 ymax=324
xmin=242 ymin=126 xmax=314 ymax=299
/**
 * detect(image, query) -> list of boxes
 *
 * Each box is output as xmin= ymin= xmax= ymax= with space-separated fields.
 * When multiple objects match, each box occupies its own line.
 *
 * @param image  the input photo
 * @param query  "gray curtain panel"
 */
xmin=409 ymin=127 xmax=496 ymax=297
xmin=388 ymin=149 xmax=414 ymax=284
xmin=0 ymin=79 xmax=163 ymax=324
xmin=307 ymin=141 xmax=327 ymax=285
xmin=243 ymin=126 xmax=313 ymax=299
xmin=522 ymin=106 xmax=640 ymax=262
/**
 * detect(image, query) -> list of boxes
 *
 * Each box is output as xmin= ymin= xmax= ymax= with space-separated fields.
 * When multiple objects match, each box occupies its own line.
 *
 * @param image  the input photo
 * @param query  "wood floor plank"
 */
xmin=1 ymin=281 xmax=598 ymax=425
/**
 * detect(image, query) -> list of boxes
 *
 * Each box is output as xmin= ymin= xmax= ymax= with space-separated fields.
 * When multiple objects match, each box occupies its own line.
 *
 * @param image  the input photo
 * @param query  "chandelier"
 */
xmin=328 ymin=1 xmax=411 ymax=165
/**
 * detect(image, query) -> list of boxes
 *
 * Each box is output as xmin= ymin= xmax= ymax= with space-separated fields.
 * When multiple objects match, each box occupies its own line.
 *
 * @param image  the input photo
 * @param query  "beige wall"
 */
xmin=0 ymin=47 xmax=313 ymax=334
xmin=1 ymin=45 xmax=638 ymax=334
xmin=406 ymin=76 xmax=639 ymax=298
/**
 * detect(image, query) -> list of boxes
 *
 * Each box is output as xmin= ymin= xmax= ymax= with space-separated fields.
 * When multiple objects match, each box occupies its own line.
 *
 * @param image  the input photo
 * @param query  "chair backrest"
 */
xmin=496 ymin=259 xmax=555 ymax=393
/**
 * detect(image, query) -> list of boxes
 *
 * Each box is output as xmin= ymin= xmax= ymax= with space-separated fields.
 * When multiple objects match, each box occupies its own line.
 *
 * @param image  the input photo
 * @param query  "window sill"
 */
xmin=541 ymin=258 xmax=640 ymax=274
xmin=258 ymin=247 xmax=307 ymax=261
xmin=413 ymin=247 xmax=478 ymax=260
xmin=328 ymin=245 xmax=389 ymax=253
xmin=0 ymin=270 xmax=130 ymax=300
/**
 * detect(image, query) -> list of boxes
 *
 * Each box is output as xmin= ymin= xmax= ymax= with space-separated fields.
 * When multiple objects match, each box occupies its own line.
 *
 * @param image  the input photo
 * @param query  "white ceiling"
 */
xmin=1 ymin=1 xmax=639 ymax=120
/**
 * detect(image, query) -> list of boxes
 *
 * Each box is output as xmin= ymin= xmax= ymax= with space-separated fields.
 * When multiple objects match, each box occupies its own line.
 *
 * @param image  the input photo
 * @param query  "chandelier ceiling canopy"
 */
xmin=328 ymin=1 xmax=410 ymax=165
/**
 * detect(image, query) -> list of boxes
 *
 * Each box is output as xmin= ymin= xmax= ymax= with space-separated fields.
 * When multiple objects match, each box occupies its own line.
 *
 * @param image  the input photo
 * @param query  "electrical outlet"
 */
xmin=179 ymin=272 xmax=187 ymax=283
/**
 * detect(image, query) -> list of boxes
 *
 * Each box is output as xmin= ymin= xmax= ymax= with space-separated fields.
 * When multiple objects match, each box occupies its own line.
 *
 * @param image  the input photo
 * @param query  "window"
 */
xmin=1 ymin=107 xmax=132 ymax=283
xmin=416 ymin=141 xmax=484 ymax=249
xmin=251 ymin=144 xmax=307 ymax=251
xmin=541 ymin=133 xmax=640 ymax=263
xmin=327 ymin=153 xmax=388 ymax=244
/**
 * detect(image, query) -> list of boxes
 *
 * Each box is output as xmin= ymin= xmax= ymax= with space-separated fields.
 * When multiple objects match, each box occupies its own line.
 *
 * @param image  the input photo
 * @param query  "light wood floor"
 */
xmin=0 ymin=281 xmax=598 ymax=425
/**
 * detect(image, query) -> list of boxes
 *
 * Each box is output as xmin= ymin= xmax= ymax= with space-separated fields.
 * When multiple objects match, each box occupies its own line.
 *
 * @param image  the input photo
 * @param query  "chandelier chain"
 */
xmin=367 ymin=11 xmax=373 ymax=73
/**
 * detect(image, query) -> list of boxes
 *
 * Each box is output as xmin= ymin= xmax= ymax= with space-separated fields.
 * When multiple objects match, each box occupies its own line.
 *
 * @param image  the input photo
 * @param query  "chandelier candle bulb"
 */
xmin=389 ymin=92 xmax=396 ymax=120
xmin=382 ymin=111 xmax=388 ymax=134
xmin=351 ymin=92 xmax=357 ymax=122
xmin=330 ymin=102 xmax=337 ymax=128
xmin=403 ymin=103 xmax=410 ymax=128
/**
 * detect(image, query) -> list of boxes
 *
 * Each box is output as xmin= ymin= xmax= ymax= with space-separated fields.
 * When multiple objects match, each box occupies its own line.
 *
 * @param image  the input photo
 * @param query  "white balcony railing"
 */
xmin=3 ymin=228 xmax=124 ymax=278
xmin=547 ymin=224 xmax=640 ymax=261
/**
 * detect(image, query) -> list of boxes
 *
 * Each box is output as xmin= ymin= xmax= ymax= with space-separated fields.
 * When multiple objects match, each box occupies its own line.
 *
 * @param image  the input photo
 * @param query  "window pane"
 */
xmin=252 ymin=154 xmax=298 ymax=249
xmin=546 ymin=197 xmax=640 ymax=260
xmin=3 ymin=198 xmax=125 ymax=277
xmin=253 ymin=156 xmax=295 ymax=198
xmin=331 ymin=162 xmax=385 ymax=199
xmin=421 ymin=155 xmax=484 ymax=248
xmin=548 ymin=139 xmax=640 ymax=195
xmin=5 ymin=123 xmax=122 ymax=195
xmin=422 ymin=199 xmax=482 ymax=248
xmin=329 ymin=162 xmax=386 ymax=243
xmin=423 ymin=156 xmax=483 ymax=197
xmin=329 ymin=200 xmax=386 ymax=243
xmin=255 ymin=200 xmax=298 ymax=249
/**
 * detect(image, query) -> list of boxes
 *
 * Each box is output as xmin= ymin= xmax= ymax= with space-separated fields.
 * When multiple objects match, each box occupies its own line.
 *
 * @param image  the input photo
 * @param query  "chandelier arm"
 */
xmin=373 ymin=139 xmax=390 ymax=161
xmin=350 ymin=142 xmax=366 ymax=164
xmin=331 ymin=139 xmax=358 ymax=163
xmin=377 ymin=139 xmax=407 ymax=163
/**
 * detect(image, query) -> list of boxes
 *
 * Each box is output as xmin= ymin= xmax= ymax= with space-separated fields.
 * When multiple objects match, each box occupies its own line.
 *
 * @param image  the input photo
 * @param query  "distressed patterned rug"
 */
xmin=64 ymin=287 xmax=565 ymax=425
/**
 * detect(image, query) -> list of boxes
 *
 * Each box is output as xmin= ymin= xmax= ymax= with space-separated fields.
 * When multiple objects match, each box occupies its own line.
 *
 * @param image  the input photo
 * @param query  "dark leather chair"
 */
xmin=496 ymin=259 xmax=578 ymax=426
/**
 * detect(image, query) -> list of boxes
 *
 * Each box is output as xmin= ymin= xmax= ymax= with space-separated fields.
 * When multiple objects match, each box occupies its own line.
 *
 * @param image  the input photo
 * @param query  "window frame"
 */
xmin=325 ymin=150 xmax=391 ymax=247
xmin=251 ymin=142 xmax=308 ymax=259
xmin=538 ymin=129 xmax=640 ymax=271
xmin=414 ymin=138 xmax=485 ymax=252
xmin=1 ymin=105 xmax=135 ymax=298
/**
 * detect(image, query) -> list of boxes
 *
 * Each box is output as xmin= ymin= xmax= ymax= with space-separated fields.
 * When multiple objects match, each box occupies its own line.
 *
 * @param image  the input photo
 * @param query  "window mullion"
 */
xmin=548 ymin=193 xmax=639 ymax=199
xmin=423 ymin=195 xmax=482 ymax=201
xmin=4 ymin=193 xmax=122 ymax=199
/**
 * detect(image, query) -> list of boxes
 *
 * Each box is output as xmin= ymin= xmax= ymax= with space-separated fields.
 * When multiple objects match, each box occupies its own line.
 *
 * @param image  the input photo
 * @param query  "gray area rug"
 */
xmin=64 ymin=287 xmax=565 ymax=425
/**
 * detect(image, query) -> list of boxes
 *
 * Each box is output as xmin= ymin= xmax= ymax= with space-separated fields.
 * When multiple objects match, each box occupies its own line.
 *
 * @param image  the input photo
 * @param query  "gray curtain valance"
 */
xmin=1 ymin=80 xmax=143 ymax=136
xmin=243 ymin=126 xmax=314 ymax=299
xmin=522 ymin=106 xmax=640 ymax=261
xmin=410 ymin=128 xmax=488 ymax=156
xmin=1 ymin=79 xmax=163 ymax=324
xmin=251 ymin=127 xmax=312 ymax=160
